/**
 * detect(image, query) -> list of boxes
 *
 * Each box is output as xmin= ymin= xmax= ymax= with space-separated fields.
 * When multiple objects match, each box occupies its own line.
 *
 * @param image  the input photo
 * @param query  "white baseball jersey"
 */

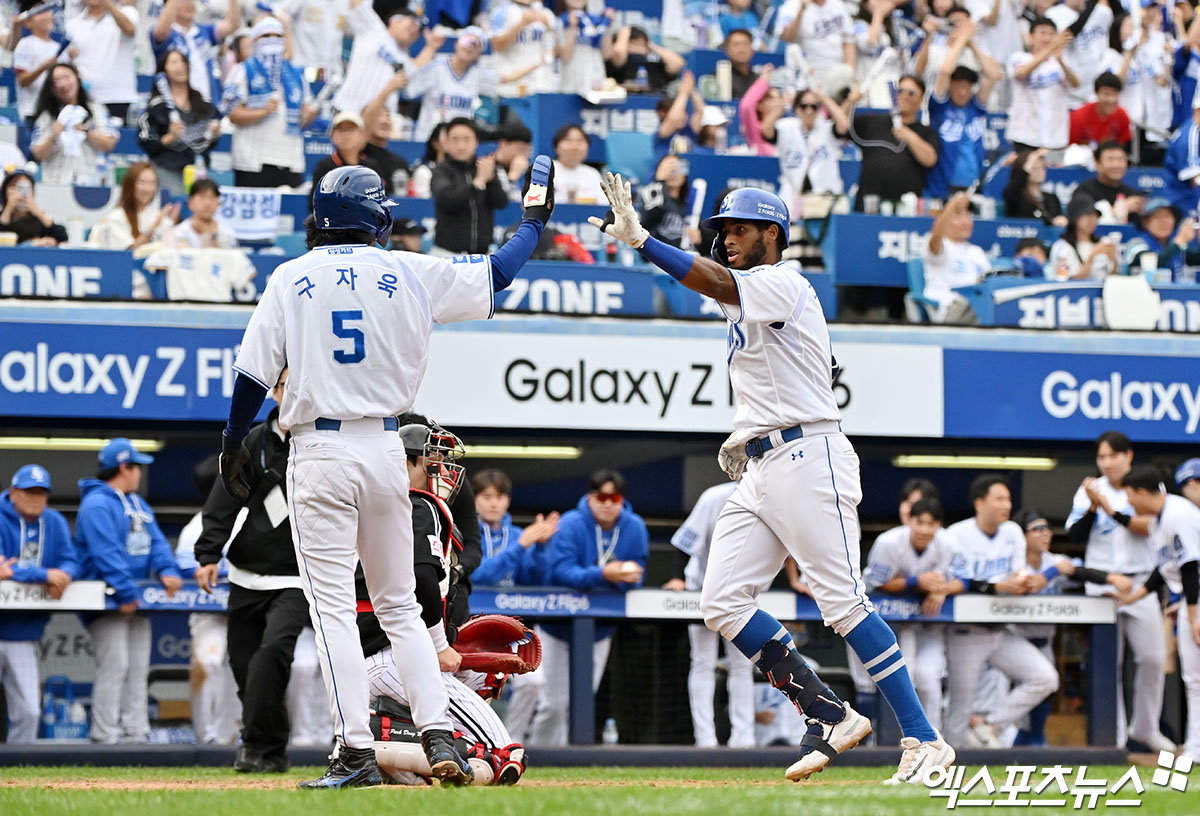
xmin=490 ymin=1 xmax=557 ymax=97
xmin=1067 ymin=477 xmax=1157 ymax=576
xmin=1150 ymin=495 xmax=1200 ymax=596
xmin=234 ymin=246 xmax=493 ymax=427
xmin=671 ymin=482 xmax=738 ymax=591
xmin=921 ymin=238 xmax=990 ymax=321
xmin=862 ymin=525 xmax=952 ymax=592
xmin=1045 ymin=1 xmax=1112 ymax=106
xmin=12 ymin=35 xmax=61 ymax=120
xmin=719 ymin=262 xmax=841 ymax=436
xmin=776 ymin=117 xmax=845 ymax=200
xmin=774 ymin=0 xmax=854 ymax=83
xmin=1006 ymin=53 xmax=1070 ymax=149
xmin=65 ymin=4 xmax=139 ymax=105
xmin=333 ymin=0 xmax=410 ymax=114
xmin=945 ymin=518 xmax=1026 ymax=583
xmin=407 ymin=56 xmax=500 ymax=143
xmin=278 ymin=0 xmax=350 ymax=82
xmin=557 ymin=11 xmax=610 ymax=95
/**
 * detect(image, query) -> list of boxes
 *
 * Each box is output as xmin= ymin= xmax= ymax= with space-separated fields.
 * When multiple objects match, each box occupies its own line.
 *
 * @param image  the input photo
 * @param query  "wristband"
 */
xmin=1041 ymin=565 xmax=1060 ymax=582
xmin=1111 ymin=511 xmax=1132 ymax=528
xmin=905 ymin=576 xmax=919 ymax=592
xmin=428 ymin=622 xmax=449 ymax=653
xmin=639 ymin=235 xmax=695 ymax=281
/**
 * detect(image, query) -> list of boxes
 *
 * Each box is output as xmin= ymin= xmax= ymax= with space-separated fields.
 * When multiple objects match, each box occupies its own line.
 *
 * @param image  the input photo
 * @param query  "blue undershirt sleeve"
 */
xmin=224 ymin=373 xmax=269 ymax=442
xmin=489 ymin=218 xmax=545 ymax=292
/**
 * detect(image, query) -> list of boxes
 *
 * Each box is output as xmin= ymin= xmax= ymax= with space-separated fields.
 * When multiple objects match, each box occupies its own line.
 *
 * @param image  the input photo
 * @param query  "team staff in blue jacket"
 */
xmin=529 ymin=469 xmax=649 ymax=746
xmin=0 ymin=464 xmax=77 ymax=743
xmin=75 ymin=439 xmax=182 ymax=744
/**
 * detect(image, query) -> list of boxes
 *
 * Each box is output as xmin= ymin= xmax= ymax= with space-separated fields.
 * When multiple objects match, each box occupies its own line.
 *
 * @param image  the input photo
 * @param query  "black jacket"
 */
xmin=195 ymin=410 xmax=297 ymax=577
xmin=431 ymin=156 xmax=508 ymax=254
xmin=448 ymin=477 xmax=479 ymax=629
xmin=137 ymin=94 xmax=220 ymax=174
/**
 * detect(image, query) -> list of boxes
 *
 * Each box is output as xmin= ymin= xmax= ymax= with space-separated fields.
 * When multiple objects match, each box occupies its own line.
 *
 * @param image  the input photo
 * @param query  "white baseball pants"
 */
xmin=287 ymin=626 xmax=333 ymax=745
xmin=688 ymin=624 xmax=756 ymax=747
xmin=87 ymin=614 xmax=151 ymax=743
xmin=1176 ymin=605 xmax=1200 ymax=762
xmin=500 ymin=663 xmax=545 ymax=743
xmin=702 ymin=431 xmax=873 ymax=640
xmin=0 ymin=640 xmax=40 ymax=743
xmin=846 ymin=623 xmax=945 ymax=730
xmin=527 ymin=630 xmax=611 ymax=746
xmin=288 ymin=421 xmax=451 ymax=749
xmin=945 ymin=625 xmax=1058 ymax=746
xmin=1114 ymin=591 xmax=1167 ymax=747
xmin=188 ymin=612 xmax=240 ymax=744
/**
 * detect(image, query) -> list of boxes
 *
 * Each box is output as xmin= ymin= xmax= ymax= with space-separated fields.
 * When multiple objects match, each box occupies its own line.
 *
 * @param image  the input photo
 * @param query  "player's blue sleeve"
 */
xmin=76 ymin=504 xmax=139 ymax=604
xmin=9 ymin=561 xmax=48 ymax=584
xmin=548 ymin=524 xmax=605 ymax=589
xmin=517 ymin=540 xmax=551 ymax=586
xmin=49 ymin=512 xmax=80 ymax=578
xmin=489 ymin=219 xmax=544 ymax=291
xmin=639 ymin=235 xmax=695 ymax=281
xmin=225 ymin=373 xmax=269 ymax=442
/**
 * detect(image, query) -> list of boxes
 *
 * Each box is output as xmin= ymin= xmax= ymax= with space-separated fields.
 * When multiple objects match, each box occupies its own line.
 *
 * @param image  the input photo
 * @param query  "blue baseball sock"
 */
xmin=844 ymin=612 xmax=937 ymax=743
xmin=731 ymin=610 xmax=844 ymax=724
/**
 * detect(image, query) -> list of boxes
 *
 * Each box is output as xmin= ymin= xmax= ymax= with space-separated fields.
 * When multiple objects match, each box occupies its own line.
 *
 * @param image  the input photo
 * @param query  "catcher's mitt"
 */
xmin=455 ymin=614 xmax=542 ymax=674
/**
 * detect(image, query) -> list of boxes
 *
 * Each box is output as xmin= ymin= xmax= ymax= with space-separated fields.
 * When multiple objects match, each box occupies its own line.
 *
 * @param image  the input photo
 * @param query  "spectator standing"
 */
xmin=1069 ymin=72 xmax=1132 ymax=147
xmin=75 ymin=439 xmax=183 ymax=744
xmin=334 ymin=2 xmax=438 ymax=118
xmin=173 ymin=178 xmax=237 ymax=249
xmin=151 ymin=0 xmax=242 ymax=102
xmin=311 ymin=111 xmax=383 ymax=195
xmin=406 ymin=27 xmax=498 ymax=143
xmin=966 ymin=0 xmax=1024 ymax=75
xmin=1002 ymin=147 xmax=1067 ymax=225
xmin=720 ymin=0 xmax=760 ymax=39
xmin=530 ymin=469 xmax=648 ymax=746
xmin=430 ymin=117 xmax=508 ymax=255
xmin=1047 ymin=196 xmax=1118 ymax=279
xmin=740 ymin=67 xmax=786 ymax=157
xmin=721 ymin=28 xmax=758 ymax=100
xmin=29 ymin=63 xmax=118 ymax=186
xmin=1165 ymin=101 xmax=1200 ymax=215
xmin=64 ymin=0 xmax=138 ymax=123
xmin=1071 ymin=140 xmax=1147 ymax=224
xmin=847 ymin=75 xmax=940 ymax=210
xmin=654 ymin=69 xmax=705 ymax=161
xmin=0 ymin=171 xmax=69 ymax=246
xmin=1046 ymin=0 xmax=1115 ymax=107
xmin=852 ymin=0 xmax=904 ymax=108
xmin=361 ymin=77 xmax=415 ymax=195
xmin=223 ymin=17 xmax=317 ymax=188
xmin=11 ymin=1 xmax=58 ymax=125
xmin=639 ymin=154 xmax=702 ymax=249
xmin=1006 ymin=19 xmax=1077 ymax=150
xmin=928 ymin=47 xmax=1000 ymax=199
xmin=1065 ymin=432 xmax=1174 ymax=753
xmin=606 ymin=25 xmax=685 ymax=93
xmin=914 ymin=6 xmax=983 ymax=93
xmin=920 ymin=192 xmax=990 ymax=323
xmin=774 ymin=0 xmax=856 ymax=88
xmin=557 ymin=0 xmax=614 ymax=96
xmin=137 ymin=48 xmax=222 ymax=198
xmin=0 ymin=465 xmax=76 ymax=744
xmin=1124 ymin=198 xmax=1200 ymax=282
xmin=490 ymin=0 xmax=557 ymax=97
xmin=493 ymin=120 xmax=533 ymax=203
xmin=769 ymin=87 xmax=849 ymax=211
xmin=274 ymin=0 xmax=350 ymax=83
xmin=88 ymin=161 xmax=180 ymax=251
xmin=551 ymin=123 xmax=605 ymax=204
xmin=1173 ymin=10 xmax=1200 ymax=131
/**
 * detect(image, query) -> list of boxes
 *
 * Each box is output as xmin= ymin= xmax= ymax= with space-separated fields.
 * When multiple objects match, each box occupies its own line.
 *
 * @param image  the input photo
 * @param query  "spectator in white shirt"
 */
xmin=64 ymin=0 xmax=138 ymax=124
xmin=915 ymin=6 xmax=984 ymax=95
xmin=1006 ymin=17 xmax=1078 ymax=150
xmin=333 ymin=1 xmax=440 ymax=117
xmin=88 ymin=160 xmax=180 ymax=251
xmin=274 ymin=0 xmax=349 ymax=83
xmin=490 ymin=0 xmax=558 ymax=97
xmin=921 ymin=192 xmax=991 ymax=324
xmin=152 ymin=0 xmax=242 ymax=103
xmin=551 ymin=123 xmax=605 ymax=204
xmin=173 ymin=178 xmax=237 ymax=249
xmin=1045 ymin=0 xmax=1113 ymax=107
xmin=1046 ymin=195 xmax=1119 ymax=279
xmin=29 ymin=63 xmax=118 ymax=186
xmin=775 ymin=0 xmax=856 ymax=89
xmin=557 ymin=0 xmax=615 ymax=96
xmin=11 ymin=2 xmax=59 ymax=125
xmin=765 ymin=86 xmax=849 ymax=213
xmin=406 ymin=26 xmax=499 ymax=143
xmin=222 ymin=17 xmax=317 ymax=188
xmin=852 ymin=0 xmax=904 ymax=108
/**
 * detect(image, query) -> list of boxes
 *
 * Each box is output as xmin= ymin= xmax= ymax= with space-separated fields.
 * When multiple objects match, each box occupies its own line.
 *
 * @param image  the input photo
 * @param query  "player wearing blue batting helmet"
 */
xmin=312 ymin=165 xmax=398 ymax=249
xmin=702 ymin=188 xmax=791 ymax=268
xmin=1176 ymin=458 xmax=1200 ymax=506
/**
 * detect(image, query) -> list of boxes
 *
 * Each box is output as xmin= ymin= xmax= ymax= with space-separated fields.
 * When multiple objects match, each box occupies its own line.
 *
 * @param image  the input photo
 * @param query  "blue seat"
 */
xmin=604 ymin=131 xmax=655 ymax=186
xmin=904 ymin=257 xmax=939 ymax=323
xmin=273 ymin=232 xmax=308 ymax=256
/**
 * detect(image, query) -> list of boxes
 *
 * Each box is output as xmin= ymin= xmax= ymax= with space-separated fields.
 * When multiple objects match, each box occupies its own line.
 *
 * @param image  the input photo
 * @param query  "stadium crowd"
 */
xmin=1 ymin=0 xmax=1200 ymax=320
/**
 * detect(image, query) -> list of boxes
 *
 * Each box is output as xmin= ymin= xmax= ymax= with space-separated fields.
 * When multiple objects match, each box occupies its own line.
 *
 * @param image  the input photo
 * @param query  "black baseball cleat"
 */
xmin=258 ymin=752 xmax=290 ymax=774
xmin=233 ymin=745 xmax=263 ymax=773
xmin=297 ymin=746 xmax=383 ymax=789
xmin=421 ymin=729 xmax=474 ymax=786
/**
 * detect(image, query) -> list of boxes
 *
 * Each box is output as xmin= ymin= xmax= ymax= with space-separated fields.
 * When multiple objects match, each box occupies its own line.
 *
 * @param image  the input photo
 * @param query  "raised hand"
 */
xmin=587 ymin=172 xmax=650 ymax=248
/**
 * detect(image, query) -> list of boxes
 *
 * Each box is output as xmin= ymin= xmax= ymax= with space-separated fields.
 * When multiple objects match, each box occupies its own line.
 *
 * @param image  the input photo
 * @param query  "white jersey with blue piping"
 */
xmin=862 ymin=525 xmax=953 ymax=592
xmin=671 ymin=482 xmax=738 ymax=591
xmin=234 ymin=245 xmax=492 ymax=428
xmin=944 ymin=518 xmax=1026 ymax=583
xmin=1150 ymin=494 xmax=1200 ymax=595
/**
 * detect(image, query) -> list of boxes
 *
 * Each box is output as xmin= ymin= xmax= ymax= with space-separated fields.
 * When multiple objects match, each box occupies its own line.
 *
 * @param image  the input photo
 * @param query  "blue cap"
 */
xmin=98 ymin=438 xmax=155 ymax=469
xmin=1176 ymin=458 xmax=1200 ymax=487
xmin=11 ymin=464 xmax=51 ymax=491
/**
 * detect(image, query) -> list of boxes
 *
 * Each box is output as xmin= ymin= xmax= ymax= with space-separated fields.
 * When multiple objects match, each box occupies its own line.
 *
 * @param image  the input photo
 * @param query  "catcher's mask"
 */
xmin=398 ymin=422 xmax=466 ymax=502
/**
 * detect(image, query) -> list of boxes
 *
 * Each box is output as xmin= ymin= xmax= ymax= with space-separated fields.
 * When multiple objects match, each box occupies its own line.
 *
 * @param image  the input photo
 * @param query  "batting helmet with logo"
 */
xmin=313 ymin=166 xmax=397 ymax=248
xmin=702 ymin=188 xmax=790 ymax=264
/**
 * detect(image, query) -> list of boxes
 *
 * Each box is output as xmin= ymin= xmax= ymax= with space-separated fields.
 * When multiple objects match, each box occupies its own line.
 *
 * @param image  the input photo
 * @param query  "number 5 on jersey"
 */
xmin=332 ymin=309 xmax=365 ymax=364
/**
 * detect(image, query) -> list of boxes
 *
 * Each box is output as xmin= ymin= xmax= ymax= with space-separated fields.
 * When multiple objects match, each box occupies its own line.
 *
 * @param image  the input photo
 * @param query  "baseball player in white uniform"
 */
xmin=220 ymin=159 xmax=556 ymax=788
xmin=940 ymin=475 xmax=1059 ymax=748
xmin=669 ymin=482 xmax=756 ymax=748
xmin=1066 ymin=431 xmax=1172 ymax=753
xmin=489 ymin=0 xmax=557 ymax=97
xmin=1121 ymin=467 xmax=1200 ymax=762
xmin=590 ymin=178 xmax=954 ymax=784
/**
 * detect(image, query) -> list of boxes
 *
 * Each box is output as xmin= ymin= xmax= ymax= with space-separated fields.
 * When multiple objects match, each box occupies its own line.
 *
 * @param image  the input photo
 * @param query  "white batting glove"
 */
xmin=717 ymin=430 xmax=754 ymax=481
xmin=588 ymin=172 xmax=650 ymax=249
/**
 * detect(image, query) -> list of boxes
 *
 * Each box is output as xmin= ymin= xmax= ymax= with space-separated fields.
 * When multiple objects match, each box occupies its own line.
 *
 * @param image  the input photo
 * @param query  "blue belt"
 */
xmin=314 ymin=417 xmax=399 ymax=432
xmin=744 ymin=426 xmax=805 ymax=459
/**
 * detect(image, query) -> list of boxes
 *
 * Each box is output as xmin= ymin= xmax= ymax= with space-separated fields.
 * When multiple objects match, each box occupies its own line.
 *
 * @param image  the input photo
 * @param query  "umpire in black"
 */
xmin=195 ymin=369 xmax=307 ymax=773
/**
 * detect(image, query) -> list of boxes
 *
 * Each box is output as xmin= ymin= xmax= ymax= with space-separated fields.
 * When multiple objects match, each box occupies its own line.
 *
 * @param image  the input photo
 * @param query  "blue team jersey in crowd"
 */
xmin=927 ymin=93 xmax=987 ymax=198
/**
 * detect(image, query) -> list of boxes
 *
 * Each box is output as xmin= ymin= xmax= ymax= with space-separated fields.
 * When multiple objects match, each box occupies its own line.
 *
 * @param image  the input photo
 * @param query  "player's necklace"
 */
xmin=596 ymin=525 xmax=620 ymax=567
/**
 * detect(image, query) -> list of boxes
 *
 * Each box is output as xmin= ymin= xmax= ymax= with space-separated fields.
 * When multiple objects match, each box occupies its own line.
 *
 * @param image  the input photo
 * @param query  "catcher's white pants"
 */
xmin=189 ymin=613 xmax=240 ymax=744
xmin=366 ymin=647 xmax=512 ymax=749
xmin=687 ymin=624 xmax=755 ymax=747
xmin=1176 ymin=605 xmax=1200 ymax=762
xmin=528 ymin=630 xmax=611 ymax=746
xmin=87 ymin=614 xmax=151 ymax=743
xmin=287 ymin=626 xmax=333 ymax=745
xmin=701 ymin=432 xmax=873 ymax=640
xmin=288 ymin=422 xmax=451 ymax=749
xmin=501 ymin=663 xmax=545 ymax=743
xmin=945 ymin=625 xmax=1058 ymax=746
xmin=1112 ymin=590 xmax=1167 ymax=747
xmin=0 ymin=640 xmax=40 ymax=743
xmin=847 ymin=623 xmax=945 ymax=730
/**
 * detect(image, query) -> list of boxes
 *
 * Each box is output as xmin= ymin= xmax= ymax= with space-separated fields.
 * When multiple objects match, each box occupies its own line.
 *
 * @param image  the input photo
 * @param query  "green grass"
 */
xmin=0 ymin=766 xmax=1191 ymax=815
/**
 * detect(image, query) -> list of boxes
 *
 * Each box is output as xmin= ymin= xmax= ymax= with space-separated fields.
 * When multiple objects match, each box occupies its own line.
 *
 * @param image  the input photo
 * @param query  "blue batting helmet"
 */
xmin=313 ymin=166 xmax=397 ymax=248
xmin=702 ymin=188 xmax=791 ymax=262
